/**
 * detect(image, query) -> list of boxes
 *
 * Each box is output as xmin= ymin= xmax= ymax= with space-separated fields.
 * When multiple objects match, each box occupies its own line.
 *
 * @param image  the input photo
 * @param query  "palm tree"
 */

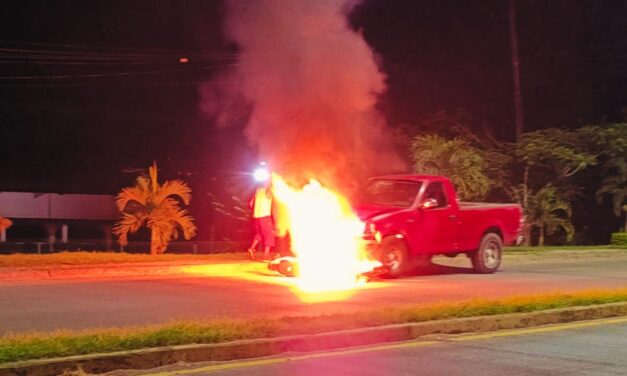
xmin=526 ymin=185 xmax=574 ymax=246
xmin=596 ymin=157 xmax=626 ymax=231
xmin=411 ymin=134 xmax=490 ymax=200
xmin=114 ymin=162 xmax=197 ymax=254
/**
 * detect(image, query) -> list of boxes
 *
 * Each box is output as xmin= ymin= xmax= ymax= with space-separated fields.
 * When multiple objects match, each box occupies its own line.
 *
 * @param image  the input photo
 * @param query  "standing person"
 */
xmin=247 ymin=180 xmax=276 ymax=261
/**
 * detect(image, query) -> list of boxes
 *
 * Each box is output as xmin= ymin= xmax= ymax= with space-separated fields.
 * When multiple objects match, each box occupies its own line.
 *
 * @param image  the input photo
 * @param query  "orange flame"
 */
xmin=272 ymin=174 xmax=380 ymax=299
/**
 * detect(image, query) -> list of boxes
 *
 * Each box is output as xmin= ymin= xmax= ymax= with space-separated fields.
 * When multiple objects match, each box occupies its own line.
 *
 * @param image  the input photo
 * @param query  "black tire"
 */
xmin=471 ymin=233 xmax=502 ymax=273
xmin=380 ymin=236 xmax=409 ymax=278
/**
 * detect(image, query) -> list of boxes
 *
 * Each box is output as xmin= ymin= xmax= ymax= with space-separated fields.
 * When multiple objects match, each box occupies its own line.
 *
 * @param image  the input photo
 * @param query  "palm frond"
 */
xmin=612 ymin=192 xmax=627 ymax=217
xmin=525 ymin=184 xmax=575 ymax=243
xmin=136 ymin=175 xmax=151 ymax=195
xmin=149 ymin=162 xmax=158 ymax=195
xmin=170 ymin=208 xmax=197 ymax=240
xmin=148 ymin=198 xmax=197 ymax=241
xmin=411 ymin=134 xmax=490 ymax=200
xmin=115 ymin=185 xmax=148 ymax=212
xmin=546 ymin=218 xmax=575 ymax=241
xmin=155 ymin=180 xmax=192 ymax=206
xmin=549 ymin=201 xmax=572 ymax=217
xmin=113 ymin=212 xmax=147 ymax=246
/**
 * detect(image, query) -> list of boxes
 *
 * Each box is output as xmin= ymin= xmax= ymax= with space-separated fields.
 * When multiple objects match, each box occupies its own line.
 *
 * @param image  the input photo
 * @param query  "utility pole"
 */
xmin=509 ymin=0 xmax=524 ymax=141
xmin=510 ymin=0 xmax=530 ymax=245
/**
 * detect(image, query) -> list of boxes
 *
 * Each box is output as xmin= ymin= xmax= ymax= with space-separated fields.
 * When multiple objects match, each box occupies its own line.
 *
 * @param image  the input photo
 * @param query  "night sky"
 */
xmin=1 ymin=0 xmax=626 ymax=196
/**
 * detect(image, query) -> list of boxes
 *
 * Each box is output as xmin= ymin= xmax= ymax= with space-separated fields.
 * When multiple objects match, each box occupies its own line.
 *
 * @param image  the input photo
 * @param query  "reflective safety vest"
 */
xmin=253 ymin=188 xmax=272 ymax=218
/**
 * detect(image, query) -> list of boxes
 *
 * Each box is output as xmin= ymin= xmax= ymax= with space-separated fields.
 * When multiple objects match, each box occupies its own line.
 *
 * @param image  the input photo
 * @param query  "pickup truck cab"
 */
xmin=358 ymin=174 xmax=523 ymax=277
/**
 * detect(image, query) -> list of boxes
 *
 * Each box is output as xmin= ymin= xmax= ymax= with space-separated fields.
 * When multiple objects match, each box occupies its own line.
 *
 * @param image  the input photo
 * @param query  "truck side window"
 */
xmin=423 ymin=182 xmax=448 ymax=208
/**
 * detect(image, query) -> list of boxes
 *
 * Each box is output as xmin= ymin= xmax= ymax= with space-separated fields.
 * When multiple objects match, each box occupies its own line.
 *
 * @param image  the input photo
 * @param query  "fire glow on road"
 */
xmin=186 ymin=174 xmax=383 ymax=303
xmin=181 ymin=262 xmax=389 ymax=303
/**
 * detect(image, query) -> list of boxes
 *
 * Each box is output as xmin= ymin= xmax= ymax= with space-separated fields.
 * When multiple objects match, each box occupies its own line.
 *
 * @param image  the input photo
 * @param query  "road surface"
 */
xmin=123 ymin=317 xmax=627 ymax=376
xmin=0 ymin=251 xmax=626 ymax=334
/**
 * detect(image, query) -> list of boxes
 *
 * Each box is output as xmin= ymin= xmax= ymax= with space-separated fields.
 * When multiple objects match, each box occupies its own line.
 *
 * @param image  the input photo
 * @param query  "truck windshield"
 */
xmin=362 ymin=180 xmax=422 ymax=208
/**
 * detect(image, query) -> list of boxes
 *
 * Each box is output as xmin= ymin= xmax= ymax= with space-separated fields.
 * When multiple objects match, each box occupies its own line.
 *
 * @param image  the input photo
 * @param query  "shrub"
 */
xmin=610 ymin=232 xmax=627 ymax=246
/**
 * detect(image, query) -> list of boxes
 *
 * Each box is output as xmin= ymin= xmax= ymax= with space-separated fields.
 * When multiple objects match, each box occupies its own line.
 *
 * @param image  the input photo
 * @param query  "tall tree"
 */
xmin=408 ymin=110 xmax=515 ymax=198
xmin=114 ymin=162 xmax=197 ymax=254
xmin=515 ymin=128 xmax=596 ymax=244
xmin=588 ymin=124 xmax=627 ymax=231
xmin=516 ymin=129 xmax=596 ymax=189
xmin=596 ymin=171 xmax=627 ymax=232
xmin=411 ymin=134 xmax=490 ymax=200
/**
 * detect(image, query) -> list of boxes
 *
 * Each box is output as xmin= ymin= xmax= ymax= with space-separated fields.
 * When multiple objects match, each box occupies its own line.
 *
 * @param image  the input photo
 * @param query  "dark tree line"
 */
xmin=400 ymin=111 xmax=625 ymax=246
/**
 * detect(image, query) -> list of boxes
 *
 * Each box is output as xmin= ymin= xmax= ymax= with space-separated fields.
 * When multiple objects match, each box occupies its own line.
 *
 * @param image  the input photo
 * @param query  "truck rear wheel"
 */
xmin=380 ymin=236 xmax=409 ymax=278
xmin=471 ymin=233 xmax=502 ymax=273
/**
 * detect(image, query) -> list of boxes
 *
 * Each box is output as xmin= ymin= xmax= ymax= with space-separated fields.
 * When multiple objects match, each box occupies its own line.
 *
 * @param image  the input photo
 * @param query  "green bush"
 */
xmin=610 ymin=232 xmax=627 ymax=246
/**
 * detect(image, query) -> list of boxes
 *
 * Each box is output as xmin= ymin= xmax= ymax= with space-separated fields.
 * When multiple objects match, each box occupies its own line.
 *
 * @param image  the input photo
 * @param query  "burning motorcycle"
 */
xmin=268 ymin=256 xmax=389 ymax=279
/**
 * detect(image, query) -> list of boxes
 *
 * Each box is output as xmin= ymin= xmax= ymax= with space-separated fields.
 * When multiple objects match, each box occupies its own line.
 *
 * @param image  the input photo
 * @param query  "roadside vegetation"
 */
xmin=1 ymin=289 xmax=626 ymax=364
xmin=114 ymin=162 xmax=197 ymax=255
xmin=402 ymin=112 xmax=626 ymax=246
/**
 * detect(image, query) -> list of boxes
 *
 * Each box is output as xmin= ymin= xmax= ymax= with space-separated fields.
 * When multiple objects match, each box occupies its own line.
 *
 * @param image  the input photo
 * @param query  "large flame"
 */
xmin=272 ymin=174 xmax=379 ymax=297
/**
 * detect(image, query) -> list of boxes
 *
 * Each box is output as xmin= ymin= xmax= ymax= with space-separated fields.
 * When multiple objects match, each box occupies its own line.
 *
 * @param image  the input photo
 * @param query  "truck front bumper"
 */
xmin=363 ymin=238 xmax=382 ymax=260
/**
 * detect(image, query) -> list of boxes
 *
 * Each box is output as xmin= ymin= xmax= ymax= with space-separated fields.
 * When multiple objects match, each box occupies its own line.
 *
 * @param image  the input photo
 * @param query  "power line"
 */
xmin=0 ymin=63 xmax=238 ymax=80
xmin=0 ymin=56 xmax=237 ymax=66
xmin=0 ymin=81 xmax=231 ymax=88
xmin=0 ymin=51 xmax=239 ymax=63
xmin=0 ymin=41 xmax=240 ymax=57
xmin=0 ymin=59 xmax=188 ymax=66
xmin=0 ymin=40 xmax=236 ymax=55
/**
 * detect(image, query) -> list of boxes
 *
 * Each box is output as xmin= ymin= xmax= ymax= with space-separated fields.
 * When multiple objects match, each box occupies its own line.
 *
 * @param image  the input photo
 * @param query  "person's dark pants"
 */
xmin=253 ymin=216 xmax=275 ymax=248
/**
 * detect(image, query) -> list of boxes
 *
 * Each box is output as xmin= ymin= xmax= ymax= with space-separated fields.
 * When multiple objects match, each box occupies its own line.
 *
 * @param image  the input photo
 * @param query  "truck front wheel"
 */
xmin=471 ymin=233 xmax=502 ymax=273
xmin=380 ymin=236 xmax=409 ymax=278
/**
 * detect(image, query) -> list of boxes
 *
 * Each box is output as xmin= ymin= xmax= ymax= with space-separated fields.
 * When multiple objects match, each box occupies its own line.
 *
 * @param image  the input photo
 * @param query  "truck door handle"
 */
xmin=448 ymin=215 xmax=458 ymax=221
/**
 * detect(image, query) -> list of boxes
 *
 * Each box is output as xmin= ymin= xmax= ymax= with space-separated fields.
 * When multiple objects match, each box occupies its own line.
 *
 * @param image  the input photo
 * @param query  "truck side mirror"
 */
xmin=420 ymin=198 xmax=438 ymax=209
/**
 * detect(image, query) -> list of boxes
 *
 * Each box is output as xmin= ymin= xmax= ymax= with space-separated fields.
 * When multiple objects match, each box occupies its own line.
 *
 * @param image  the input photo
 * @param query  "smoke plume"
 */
xmin=201 ymin=0 xmax=403 ymax=192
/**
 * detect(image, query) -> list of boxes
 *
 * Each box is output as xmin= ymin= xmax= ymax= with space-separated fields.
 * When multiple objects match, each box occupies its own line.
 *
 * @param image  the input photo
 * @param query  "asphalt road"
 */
xmin=125 ymin=317 xmax=627 ymax=376
xmin=1 ymin=251 xmax=626 ymax=334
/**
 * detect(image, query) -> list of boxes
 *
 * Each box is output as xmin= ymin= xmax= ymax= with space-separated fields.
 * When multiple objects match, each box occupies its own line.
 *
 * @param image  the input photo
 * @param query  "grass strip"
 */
xmin=2 ymin=288 xmax=627 ymax=364
xmin=0 ymin=252 xmax=247 ymax=268
xmin=504 ymin=245 xmax=625 ymax=253
xmin=2 ymin=245 xmax=625 ymax=268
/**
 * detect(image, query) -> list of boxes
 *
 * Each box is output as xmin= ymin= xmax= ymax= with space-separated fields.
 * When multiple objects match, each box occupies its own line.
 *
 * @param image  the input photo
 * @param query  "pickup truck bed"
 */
xmin=459 ymin=202 xmax=519 ymax=208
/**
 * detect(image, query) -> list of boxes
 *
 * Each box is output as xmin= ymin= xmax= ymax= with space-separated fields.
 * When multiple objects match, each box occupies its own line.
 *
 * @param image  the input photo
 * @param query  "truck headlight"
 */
xmin=363 ymin=222 xmax=379 ymax=242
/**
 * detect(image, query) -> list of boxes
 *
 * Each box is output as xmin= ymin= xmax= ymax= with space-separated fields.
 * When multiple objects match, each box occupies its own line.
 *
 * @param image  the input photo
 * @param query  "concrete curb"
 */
xmin=2 ymin=302 xmax=626 ymax=376
xmin=0 ymin=261 xmax=225 ymax=282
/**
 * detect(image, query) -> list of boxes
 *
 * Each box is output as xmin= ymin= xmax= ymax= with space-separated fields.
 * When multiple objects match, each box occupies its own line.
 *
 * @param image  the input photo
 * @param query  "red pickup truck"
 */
xmin=358 ymin=174 xmax=523 ymax=277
